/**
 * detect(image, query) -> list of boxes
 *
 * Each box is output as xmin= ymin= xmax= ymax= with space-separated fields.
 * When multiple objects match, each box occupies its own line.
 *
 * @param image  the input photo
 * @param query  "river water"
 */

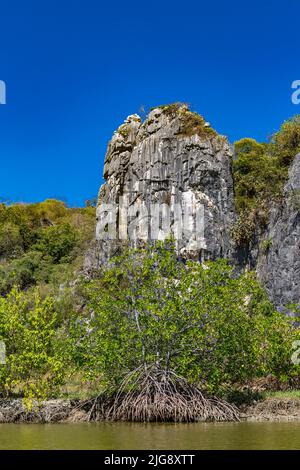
xmin=0 ymin=422 xmax=299 ymax=449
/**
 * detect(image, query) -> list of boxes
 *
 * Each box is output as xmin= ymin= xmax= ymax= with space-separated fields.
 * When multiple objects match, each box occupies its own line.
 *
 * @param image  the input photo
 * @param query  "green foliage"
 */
xmin=32 ymin=223 xmax=79 ymax=263
xmin=232 ymin=117 xmax=300 ymax=246
xmin=178 ymin=108 xmax=217 ymax=138
xmin=72 ymin=242 xmax=299 ymax=394
xmin=269 ymin=115 xmax=300 ymax=167
xmin=0 ymin=222 xmax=23 ymax=258
xmin=0 ymin=198 xmax=97 ymax=401
xmin=150 ymin=103 xmax=217 ymax=138
xmin=118 ymin=124 xmax=130 ymax=138
xmin=152 ymin=102 xmax=186 ymax=114
xmin=0 ymin=251 xmax=47 ymax=293
xmin=0 ymin=288 xmax=66 ymax=400
xmin=260 ymin=238 xmax=273 ymax=252
xmin=0 ymin=240 xmax=298 ymax=402
xmin=0 ymin=199 xmax=95 ymax=293
xmin=233 ymin=138 xmax=284 ymax=213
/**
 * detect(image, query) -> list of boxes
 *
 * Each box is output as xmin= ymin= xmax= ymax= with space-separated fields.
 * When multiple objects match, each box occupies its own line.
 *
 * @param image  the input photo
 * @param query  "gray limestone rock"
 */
xmin=93 ymin=105 xmax=236 ymax=265
xmin=257 ymin=154 xmax=300 ymax=309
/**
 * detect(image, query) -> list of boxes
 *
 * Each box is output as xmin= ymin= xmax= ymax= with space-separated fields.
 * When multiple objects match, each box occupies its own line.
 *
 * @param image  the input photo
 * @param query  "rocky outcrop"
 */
xmin=93 ymin=105 xmax=236 ymax=265
xmin=90 ymin=105 xmax=300 ymax=311
xmin=257 ymin=154 xmax=300 ymax=310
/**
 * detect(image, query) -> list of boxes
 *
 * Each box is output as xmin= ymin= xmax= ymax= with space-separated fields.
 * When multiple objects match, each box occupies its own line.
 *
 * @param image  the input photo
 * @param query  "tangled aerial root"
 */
xmin=87 ymin=366 xmax=240 ymax=423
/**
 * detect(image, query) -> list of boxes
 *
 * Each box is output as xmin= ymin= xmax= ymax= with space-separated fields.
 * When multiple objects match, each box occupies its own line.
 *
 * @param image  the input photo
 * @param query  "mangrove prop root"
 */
xmin=88 ymin=366 xmax=240 ymax=423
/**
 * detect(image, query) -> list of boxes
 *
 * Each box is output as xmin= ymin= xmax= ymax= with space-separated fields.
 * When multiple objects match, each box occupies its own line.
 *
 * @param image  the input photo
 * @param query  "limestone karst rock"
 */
xmin=257 ymin=154 xmax=300 ymax=310
xmin=93 ymin=105 xmax=236 ymax=264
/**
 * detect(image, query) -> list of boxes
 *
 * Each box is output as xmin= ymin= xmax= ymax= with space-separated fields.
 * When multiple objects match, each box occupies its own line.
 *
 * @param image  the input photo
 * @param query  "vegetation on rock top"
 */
xmin=150 ymin=102 xmax=217 ymax=139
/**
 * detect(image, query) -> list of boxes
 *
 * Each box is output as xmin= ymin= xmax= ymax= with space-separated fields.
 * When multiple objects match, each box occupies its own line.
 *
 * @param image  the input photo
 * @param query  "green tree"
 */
xmin=233 ymin=138 xmax=283 ymax=212
xmin=0 ymin=222 xmax=23 ymax=259
xmin=0 ymin=288 xmax=66 ymax=400
xmin=33 ymin=223 xmax=79 ymax=263
xmin=269 ymin=115 xmax=300 ymax=167
xmin=73 ymin=242 xmax=299 ymax=394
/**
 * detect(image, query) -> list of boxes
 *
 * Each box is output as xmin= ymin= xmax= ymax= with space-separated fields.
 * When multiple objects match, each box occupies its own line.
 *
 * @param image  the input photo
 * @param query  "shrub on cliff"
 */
xmin=269 ymin=115 xmax=300 ymax=167
xmin=232 ymin=117 xmax=300 ymax=246
xmin=150 ymin=103 xmax=217 ymax=139
xmin=233 ymin=138 xmax=284 ymax=213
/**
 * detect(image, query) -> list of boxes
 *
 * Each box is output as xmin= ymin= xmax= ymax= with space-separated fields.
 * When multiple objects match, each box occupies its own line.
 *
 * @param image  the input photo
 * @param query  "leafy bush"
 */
xmin=0 ymin=251 xmax=46 ymax=293
xmin=33 ymin=223 xmax=79 ymax=263
xmin=150 ymin=103 xmax=217 ymax=138
xmin=0 ymin=288 xmax=66 ymax=400
xmin=232 ymin=117 xmax=300 ymax=247
xmin=0 ymin=222 xmax=23 ymax=259
xmin=269 ymin=115 xmax=300 ymax=167
xmin=233 ymin=138 xmax=283 ymax=213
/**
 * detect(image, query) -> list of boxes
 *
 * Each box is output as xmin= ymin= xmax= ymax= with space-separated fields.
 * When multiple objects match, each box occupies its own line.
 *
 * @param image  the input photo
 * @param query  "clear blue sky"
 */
xmin=0 ymin=0 xmax=299 ymax=206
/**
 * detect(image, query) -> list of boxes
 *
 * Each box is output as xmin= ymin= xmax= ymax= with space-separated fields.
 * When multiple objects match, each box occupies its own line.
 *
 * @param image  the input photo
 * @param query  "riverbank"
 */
xmin=241 ymin=396 xmax=300 ymax=421
xmin=0 ymin=396 xmax=300 ymax=423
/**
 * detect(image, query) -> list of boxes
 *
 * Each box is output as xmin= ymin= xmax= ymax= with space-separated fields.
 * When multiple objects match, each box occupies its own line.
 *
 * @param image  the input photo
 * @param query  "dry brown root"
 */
xmin=89 ymin=366 xmax=240 ymax=423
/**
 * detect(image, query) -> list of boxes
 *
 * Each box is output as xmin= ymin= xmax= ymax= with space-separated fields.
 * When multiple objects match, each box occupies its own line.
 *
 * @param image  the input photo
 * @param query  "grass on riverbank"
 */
xmin=264 ymin=390 xmax=300 ymax=400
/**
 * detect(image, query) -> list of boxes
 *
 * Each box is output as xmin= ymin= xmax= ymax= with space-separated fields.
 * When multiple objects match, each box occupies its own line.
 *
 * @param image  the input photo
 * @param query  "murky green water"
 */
xmin=0 ymin=422 xmax=300 ymax=450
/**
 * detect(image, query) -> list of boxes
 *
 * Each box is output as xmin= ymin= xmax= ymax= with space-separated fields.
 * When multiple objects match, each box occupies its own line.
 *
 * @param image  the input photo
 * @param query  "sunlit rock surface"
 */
xmin=93 ymin=105 xmax=235 ymax=264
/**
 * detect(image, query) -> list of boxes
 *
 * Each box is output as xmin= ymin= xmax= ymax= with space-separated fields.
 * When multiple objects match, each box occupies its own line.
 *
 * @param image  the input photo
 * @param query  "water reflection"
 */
xmin=0 ymin=421 xmax=299 ymax=450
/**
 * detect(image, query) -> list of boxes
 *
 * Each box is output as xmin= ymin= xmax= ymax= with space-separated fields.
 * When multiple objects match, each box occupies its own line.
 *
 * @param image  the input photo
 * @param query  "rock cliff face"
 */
xmin=257 ymin=154 xmax=300 ymax=310
xmin=94 ymin=105 xmax=235 ymax=264
xmin=92 ymin=105 xmax=300 ymax=311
